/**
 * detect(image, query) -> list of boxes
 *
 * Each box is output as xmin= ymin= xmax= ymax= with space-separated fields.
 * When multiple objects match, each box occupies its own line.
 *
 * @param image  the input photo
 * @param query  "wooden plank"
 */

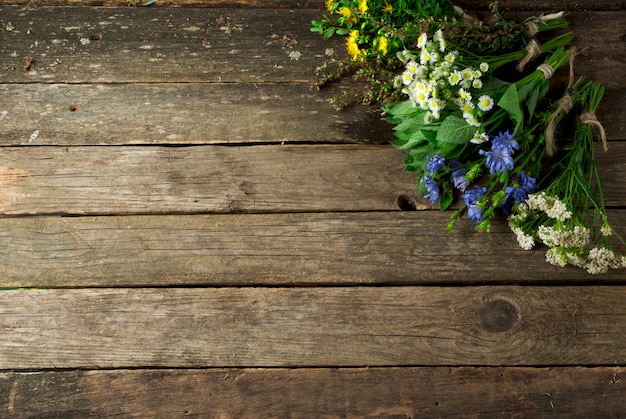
xmin=0 ymin=0 xmax=622 ymax=11
xmin=0 ymin=144 xmax=419 ymax=215
xmin=0 ymin=143 xmax=625 ymax=216
xmin=0 ymin=367 xmax=624 ymax=417
xmin=0 ymin=6 xmax=343 ymax=83
xmin=1 ymin=211 xmax=626 ymax=288
xmin=1 ymin=286 xmax=626 ymax=368
xmin=0 ymin=83 xmax=394 ymax=145
xmin=0 ymin=83 xmax=623 ymax=145
xmin=0 ymin=7 xmax=623 ymax=87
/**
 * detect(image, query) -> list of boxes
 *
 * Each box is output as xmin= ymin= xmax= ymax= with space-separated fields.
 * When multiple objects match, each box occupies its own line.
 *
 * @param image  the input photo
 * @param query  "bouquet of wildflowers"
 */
xmin=312 ymin=0 xmax=625 ymax=273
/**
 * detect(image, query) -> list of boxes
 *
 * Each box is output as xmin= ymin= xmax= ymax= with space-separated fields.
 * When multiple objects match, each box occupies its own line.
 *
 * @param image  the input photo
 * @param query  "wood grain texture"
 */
xmin=0 ymin=144 xmax=421 ymax=215
xmin=0 ymin=367 xmax=624 ymax=418
xmin=0 ymin=7 xmax=624 ymax=87
xmin=1 ymin=286 xmax=626 ymax=368
xmin=0 ymin=0 xmax=623 ymax=11
xmin=0 ymin=83 xmax=394 ymax=145
xmin=0 ymin=143 xmax=624 ymax=216
xmin=1 ymin=211 xmax=626 ymax=288
xmin=0 ymin=83 xmax=623 ymax=145
xmin=0 ymin=7 xmax=342 ymax=83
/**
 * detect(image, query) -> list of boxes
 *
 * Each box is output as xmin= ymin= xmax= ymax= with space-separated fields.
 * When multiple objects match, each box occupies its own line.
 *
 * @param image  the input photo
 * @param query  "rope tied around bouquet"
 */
xmin=581 ymin=111 xmax=609 ymax=152
xmin=525 ymin=11 xmax=565 ymax=36
xmin=545 ymin=47 xmax=576 ymax=156
xmin=516 ymin=39 xmax=542 ymax=72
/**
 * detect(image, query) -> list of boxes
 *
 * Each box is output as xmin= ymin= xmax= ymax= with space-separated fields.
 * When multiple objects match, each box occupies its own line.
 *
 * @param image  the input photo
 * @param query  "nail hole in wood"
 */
xmin=397 ymin=193 xmax=417 ymax=211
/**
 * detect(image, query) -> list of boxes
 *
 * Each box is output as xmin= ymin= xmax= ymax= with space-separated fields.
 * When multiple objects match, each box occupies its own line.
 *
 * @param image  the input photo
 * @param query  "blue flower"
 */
xmin=461 ymin=185 xmax=486 ymax=224
xmin=423 ymin=175 xmax=440 ymax=203
xmin=502 ymin=171 xmax=537 ymax=214
xmin=491 ymin=130 xmax=519 ymax=154
xmin=518 ymin=171 xmax=537 ymax=192
xmin=426 ymin=154 xmax=445 ymax=175
xmin=451 ymin=168 xmax=469 ymax=192
xmin=479 ymin=148 xmax=514 ymax=174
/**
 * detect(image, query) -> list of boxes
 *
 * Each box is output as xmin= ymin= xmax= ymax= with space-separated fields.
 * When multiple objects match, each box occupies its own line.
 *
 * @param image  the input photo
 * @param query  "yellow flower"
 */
xmin=338 ymin=7 xmax=356 ymax=23
xmin=325 ymin=0 xmax=335 ymax=12
xmin=347 ymin=30 xmax=363 ymax=60
xmin=358 ymin=0 xmax=368 ymax=14
xmin=377 ymin=36 xmax=388 ymax=55
xmin=382 ymin=0 xmax=393 ymax=13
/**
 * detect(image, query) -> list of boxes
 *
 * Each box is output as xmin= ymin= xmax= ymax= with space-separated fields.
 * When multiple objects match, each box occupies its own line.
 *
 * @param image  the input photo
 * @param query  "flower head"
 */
xmin=358 ymin=0 xmax=368 ymax=14
xmin=479 ymin=148 xmax=514 ymax=174
xmin=426 ymin=154 xmax=445 ymax=174
xmin=461 ymin=185 xmax=487 ymax=224
xmin=451 ymin=169 xmax=469 ymax=191
xmin=377 ymin=36 xmax=388 ymax=56
xmin=477 ymin=95 xmax=494 ymax=112
xmin=492 ymin=130 xmax=519 ymax=154
xmin=422 ymin=175 xmax=440 ymax=204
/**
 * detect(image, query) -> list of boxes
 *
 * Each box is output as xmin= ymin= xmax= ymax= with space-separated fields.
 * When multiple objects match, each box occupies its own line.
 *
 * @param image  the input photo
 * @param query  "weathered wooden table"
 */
xmin=0 ymin=0 xmax=625 ymax=416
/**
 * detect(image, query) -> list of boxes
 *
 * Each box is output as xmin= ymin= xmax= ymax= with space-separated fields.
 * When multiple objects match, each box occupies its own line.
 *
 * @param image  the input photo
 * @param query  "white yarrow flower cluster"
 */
xmin=509 ymin=192 xmax=626 ymax=274
xmin=396 ymin=30 xmax=492 ymax=134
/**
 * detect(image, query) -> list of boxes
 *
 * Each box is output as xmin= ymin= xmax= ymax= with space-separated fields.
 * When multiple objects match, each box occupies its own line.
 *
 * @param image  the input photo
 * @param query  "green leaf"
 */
xmin=439 ymin=185 xmax=454 ymax=211
xmin=436 ymin=115 xmax=476 ymax=144
xmin=497 ymin=84 xmax=523 ymax=133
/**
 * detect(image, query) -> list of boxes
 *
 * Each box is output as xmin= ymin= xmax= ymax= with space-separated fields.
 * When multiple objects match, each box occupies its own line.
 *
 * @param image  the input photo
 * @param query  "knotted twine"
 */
xmin=542 ymin=47 xmax=608 ymax=155
xmin=581 ymin=111 xmax=609 ymax=152
xmin=525 ymin=11 xmax=565 ymax=36
xmin=544 ymin=47 xmax=576 ymax=156
xmin=516 ymin=39 xmax=542 ymax=72
xmin=517 ymin=12 xmax=566 ymax=72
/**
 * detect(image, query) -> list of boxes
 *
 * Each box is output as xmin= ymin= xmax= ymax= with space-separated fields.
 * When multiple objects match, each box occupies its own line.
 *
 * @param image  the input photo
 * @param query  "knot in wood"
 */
xmin=481 ymin=299 xmax=519 ymax=333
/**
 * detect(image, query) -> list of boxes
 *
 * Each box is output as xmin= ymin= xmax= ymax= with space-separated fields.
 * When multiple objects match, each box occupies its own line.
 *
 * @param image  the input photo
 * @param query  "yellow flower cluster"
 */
xmin=346 ymin=30 xmax=364 ymax=60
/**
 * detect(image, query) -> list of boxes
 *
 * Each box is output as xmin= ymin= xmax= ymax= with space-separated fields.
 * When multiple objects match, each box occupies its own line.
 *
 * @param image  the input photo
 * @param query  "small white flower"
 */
xmin=401 ymin=70 xmax=413 ymax=85
xmin=509 ymin=225 xmax=535 ymax=250
xmin=470 ymin=131 xmax=489 ymax=144
xmin=420 ymin=49 xmax=432 ymax=65
xmin=448 ymin=70 xmax=462 ymax=85
xmin=472 ymin=78 xmax=483 ymax=89
xmin=417 ymin=32 xmax=428 ymax=49
xmin=479 ymin=62 xmax=489 ymax=72
xmin=473 ymin=69 xmax=482 ymax=79
xmin=397 ymin=49 xmax=412 ymax=63
xmin=601 ymin=224 xmax=613 ymax=236
xmin=465 ymin=114 xmax=481 ymax=127
xmin=458 ymin=88 xmax=472 ymax=102
xmin=444 ymin=52 xmax=456 ymax=64
xmin=406 ymin=61 xmax=420 ymax=74
xmin=424 ymin=111 xmax=434 ymax=124
xmin=546 ymin=248 xmax=568 ymax=267
xmin=477 ymin=95 xmax=494 ymax=112
xmin=461 ymin=68 xmax=474 ymax=81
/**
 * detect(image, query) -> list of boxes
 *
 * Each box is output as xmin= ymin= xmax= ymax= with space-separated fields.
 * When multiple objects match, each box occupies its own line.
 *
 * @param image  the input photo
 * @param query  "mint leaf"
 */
xmin=436 ymin=115 xmax=476 ymax=144
xmin=498 ymin=84 xmax=523 ymax=133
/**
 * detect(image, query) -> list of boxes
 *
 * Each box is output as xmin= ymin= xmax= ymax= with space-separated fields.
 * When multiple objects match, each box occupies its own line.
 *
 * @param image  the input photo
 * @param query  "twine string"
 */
xmin=581 ymin=111 xmax=609 ymax=152
xmin=516 ymin=39 xmax=542 ymax=72
xmin=525 ymin=11 xmax=565 ymax=36
xmin=545 ymin=48 xmax=576 ymax=156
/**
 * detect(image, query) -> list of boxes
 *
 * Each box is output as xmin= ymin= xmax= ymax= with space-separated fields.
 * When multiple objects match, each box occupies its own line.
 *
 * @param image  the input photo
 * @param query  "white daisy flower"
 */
xmin=479 ymin=62 xmax=489 ymax=72
xmin=448 ymin=70 xmax=462 ymax=85
xmin=470 ymin=131 xmax=489 ymax=144
xmin=472 ymin=78 xmax=483 ymax=89
xmin=417 ymin=32 xmax=428 ymax=49
xmin=458 ymin=88 xmax=472 ymax=102
xmin=477 ymin=95 xmax=494 ymax=112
